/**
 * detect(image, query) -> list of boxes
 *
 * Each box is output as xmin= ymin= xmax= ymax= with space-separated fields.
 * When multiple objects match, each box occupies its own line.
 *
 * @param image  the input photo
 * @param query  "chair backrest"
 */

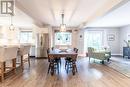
xmin=88 ymin=47 xmax=95 ymax=57
xmin=88 ymin=47 xmax=94 ymax=53
xmin=47 ymin=48 xmax=50 ymax=54
xmin=47 ymin=48 xmax=50 ymax=62
xmin=73 ymin=48 xmax=76 ymax=51
xmin=0 ymin=46 xmax=18 ymax=62
xmin=51 ymin=47 xmax=54 ymax=51
xmin=23 ymin=45 xmax=31 ymax=55
xmin=73 ymin=48 xmax=78 ymax=53
xmin=18 ymin=45 xmax=31 ymax=55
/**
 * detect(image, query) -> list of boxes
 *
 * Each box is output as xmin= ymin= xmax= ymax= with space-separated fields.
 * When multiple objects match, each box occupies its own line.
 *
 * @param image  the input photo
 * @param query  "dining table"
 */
xmin=48 ymin=49 xmax=78 ymax=75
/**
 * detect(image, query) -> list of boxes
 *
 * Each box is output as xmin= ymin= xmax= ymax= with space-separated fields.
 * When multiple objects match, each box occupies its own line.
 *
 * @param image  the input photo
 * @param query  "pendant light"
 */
xmin=9 ymin=14 xmax=15 ymax=31
xmin=60 ymin=12 xmax=66 ymax=32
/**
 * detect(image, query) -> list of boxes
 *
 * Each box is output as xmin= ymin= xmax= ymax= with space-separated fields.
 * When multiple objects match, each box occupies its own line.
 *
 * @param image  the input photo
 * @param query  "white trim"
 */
xmin=111 ymin=54 xmax=122 ymax=56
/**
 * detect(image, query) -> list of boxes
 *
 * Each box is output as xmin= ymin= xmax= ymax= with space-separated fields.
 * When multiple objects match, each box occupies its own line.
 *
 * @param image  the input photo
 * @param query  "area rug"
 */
xmin=106 ymin=59 xmax=130 ymax=77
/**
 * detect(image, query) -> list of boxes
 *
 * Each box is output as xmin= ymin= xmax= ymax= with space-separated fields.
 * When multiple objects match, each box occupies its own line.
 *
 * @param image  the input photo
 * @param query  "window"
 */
xmin=84 ymin=30 xmax=103 ymax=50
xmin=55 ymin=32 xmax=71 ymax=45
xmin=19 ymin=31 xmax=33 ymax=43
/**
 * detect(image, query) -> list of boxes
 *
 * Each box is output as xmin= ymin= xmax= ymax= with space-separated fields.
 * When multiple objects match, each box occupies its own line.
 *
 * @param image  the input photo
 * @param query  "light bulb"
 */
xmin=9 ymin=24 xmax=15 ymax=30
xmin=60 ymin=24 xmax=66 ymax=32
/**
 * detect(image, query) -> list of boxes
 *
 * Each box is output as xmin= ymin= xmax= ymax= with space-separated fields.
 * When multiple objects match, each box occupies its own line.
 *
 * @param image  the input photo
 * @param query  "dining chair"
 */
xmin=47 ymin=48 xmax=60 ymax=74
xmin=52 ymin=47 xmax=61 ymax=65
xmin=0 ymin=46 xmax=18 ymax=82
xmin=65 ymin=48 xmax=78 ymax=73
xmin=17 ymin=45 xmax=31 ymax=70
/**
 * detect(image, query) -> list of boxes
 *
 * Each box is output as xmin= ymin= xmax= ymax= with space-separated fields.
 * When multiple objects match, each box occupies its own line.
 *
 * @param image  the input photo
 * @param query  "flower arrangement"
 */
xmin=124 ymin=40 xmax=129 ymax=47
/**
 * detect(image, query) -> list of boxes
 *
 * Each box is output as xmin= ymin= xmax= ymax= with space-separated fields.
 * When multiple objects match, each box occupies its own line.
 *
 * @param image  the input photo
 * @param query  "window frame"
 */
xmin=84 ymin=30 xmax=103 ymax=50
xmin=19 ymin=31 xmax=33 ymax=44
xmin=54 ymin=32 xmax=72 ymax=45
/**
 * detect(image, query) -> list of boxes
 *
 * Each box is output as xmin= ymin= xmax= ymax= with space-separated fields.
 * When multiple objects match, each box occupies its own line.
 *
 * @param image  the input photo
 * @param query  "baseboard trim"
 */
xmin=36 ymin=57 xmax=47 ymax=59
xmin=30 ymin=56 xmax=35 ymax=58
xmin=111 ymin=54 xmax=122 ymax=56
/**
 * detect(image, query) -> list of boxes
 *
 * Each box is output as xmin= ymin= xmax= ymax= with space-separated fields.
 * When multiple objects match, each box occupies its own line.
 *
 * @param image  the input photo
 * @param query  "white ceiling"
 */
xmin=15 ymin=0 xmax=123 ymax=27
xmin=0 ymin=7 xmax=34 ymax=28
xmin=87 ymin=0 xmax=130 ymax=27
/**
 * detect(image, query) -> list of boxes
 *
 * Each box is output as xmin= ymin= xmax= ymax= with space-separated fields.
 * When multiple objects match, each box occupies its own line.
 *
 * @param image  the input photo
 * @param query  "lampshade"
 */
xmin=60 ymin=12 xmax=66 ymax=32
xmin=60 ymin=24 xmax=66 ymax=32
xmin=9 ymin=24 xmax=15 ymax=30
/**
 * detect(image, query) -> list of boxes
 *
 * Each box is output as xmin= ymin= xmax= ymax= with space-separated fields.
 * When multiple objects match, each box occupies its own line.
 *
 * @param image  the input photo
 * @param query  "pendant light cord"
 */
xmin=61 ymin=13 xmax=64 ymax=24
xmin=10 ymin=15 xmax=13 ymax=25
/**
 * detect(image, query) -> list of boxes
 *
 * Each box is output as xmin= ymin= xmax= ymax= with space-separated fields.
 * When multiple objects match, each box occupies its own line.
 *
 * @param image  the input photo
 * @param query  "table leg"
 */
xmin=3 ymin=62 xmax=6 ymax=72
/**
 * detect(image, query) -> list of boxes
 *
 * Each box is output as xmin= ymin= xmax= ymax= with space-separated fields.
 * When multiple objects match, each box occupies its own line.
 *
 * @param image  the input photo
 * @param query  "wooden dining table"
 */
xmin=48 ymin=49 xmax=78 ymax=75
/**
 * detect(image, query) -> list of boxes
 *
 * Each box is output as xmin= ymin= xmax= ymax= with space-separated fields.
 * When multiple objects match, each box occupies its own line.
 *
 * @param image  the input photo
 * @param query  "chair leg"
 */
xmin=47 ymin=63 xmax=51 ymax=74
xmin=60 ymin=59 xmax=61 ymax=66
xmin=1 ymin=62 xmax=5 ymax=82
xmin=93 ymin=58 xmax=96 ymax=63
xmin=67 ymin=62 xmax=69 ymax=74
xmin=28 ymin=54 xmax=30 ymax=67
xmin=107 ymin=58 xmax=110 ymax=62
xmin=65 ymin=61 xmax=67 ymax=69
xmin=76 ymin=65 xmax=78 ymax=72
xmin=12 ymin=58 xmax=16 ymax=74
xmin=57 ymin=62 xmax=59 ymax=74
xmin=21 ymin=56 xmax=24 ymax=71
xmin=101 ymin=60 xmax=104 ymax=64
xmin=89 ymin=57 xmax=90 ymax=63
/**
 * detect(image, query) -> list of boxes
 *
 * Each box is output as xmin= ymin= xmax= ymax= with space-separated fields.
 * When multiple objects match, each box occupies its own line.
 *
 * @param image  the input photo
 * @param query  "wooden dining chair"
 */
xmin=47 ymin=48 xmax=60 ymax=74
xmin=18 ymin=45 xmax=31 ymax=70
xmin=0 ymin=46 xmax=18 ymax=82
xmin=51 ymin=47 xmax=61 ymax=65
xmin=65 ymin=48 xmax=78 ymax=73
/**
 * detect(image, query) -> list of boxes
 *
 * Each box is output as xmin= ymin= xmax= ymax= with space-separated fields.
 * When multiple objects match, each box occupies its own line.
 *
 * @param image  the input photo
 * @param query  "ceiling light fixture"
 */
xmin=60 ymin=12 xmax=66 ymax=32
xmin=9 ymin=14 xmax=15 ymax=31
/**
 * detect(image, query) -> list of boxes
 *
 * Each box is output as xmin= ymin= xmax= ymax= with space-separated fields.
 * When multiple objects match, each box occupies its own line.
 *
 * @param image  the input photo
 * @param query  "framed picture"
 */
xmin=107 ymin=34 xmax=115 ymax=41
xmin=127 ymin=33 xmax=130 ymax=41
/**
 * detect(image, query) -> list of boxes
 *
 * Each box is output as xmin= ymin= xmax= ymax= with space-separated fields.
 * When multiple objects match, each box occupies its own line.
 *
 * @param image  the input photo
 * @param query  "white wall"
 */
xmin=77 ymin=29 xmax=84 ymax=55
xmin=50 ymin=27 xmax=121 ymax=55
xmin=119 ymin=25 xmax=130 ymax=55
xmin=84 ymin=27 xmax=120 ymax=55
xmin=105 ymin=28 xmax=120 ymax=55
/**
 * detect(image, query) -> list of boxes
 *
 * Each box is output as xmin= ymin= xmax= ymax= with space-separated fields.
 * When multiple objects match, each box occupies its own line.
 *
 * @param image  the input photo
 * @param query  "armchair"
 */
xmin=88 ymin=47 xmax=111 ymax=64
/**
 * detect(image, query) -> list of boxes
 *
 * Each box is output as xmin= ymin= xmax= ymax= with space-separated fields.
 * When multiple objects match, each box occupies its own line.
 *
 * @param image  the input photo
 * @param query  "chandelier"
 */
xmin=60 ymin=13 xmax=66 ymax=32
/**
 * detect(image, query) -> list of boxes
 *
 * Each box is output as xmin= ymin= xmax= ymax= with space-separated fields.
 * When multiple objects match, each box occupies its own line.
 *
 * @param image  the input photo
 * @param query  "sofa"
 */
xmin=88 ymin=47 xmax=111 ymax=64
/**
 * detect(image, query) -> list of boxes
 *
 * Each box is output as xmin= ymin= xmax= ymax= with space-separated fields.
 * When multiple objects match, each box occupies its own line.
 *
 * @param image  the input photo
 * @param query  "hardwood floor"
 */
xmin=1 ymin=57 xmax=130 ymax=87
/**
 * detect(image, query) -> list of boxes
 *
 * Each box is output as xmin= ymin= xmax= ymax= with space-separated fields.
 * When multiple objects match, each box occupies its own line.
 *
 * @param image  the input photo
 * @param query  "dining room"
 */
xmin=1 ymin=0 xmax=130 ymax=87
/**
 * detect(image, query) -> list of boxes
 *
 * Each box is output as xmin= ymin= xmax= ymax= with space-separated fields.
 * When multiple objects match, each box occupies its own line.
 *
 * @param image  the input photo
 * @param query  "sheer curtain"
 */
xmin=84 ymin=30 xmax=103 ymax=52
